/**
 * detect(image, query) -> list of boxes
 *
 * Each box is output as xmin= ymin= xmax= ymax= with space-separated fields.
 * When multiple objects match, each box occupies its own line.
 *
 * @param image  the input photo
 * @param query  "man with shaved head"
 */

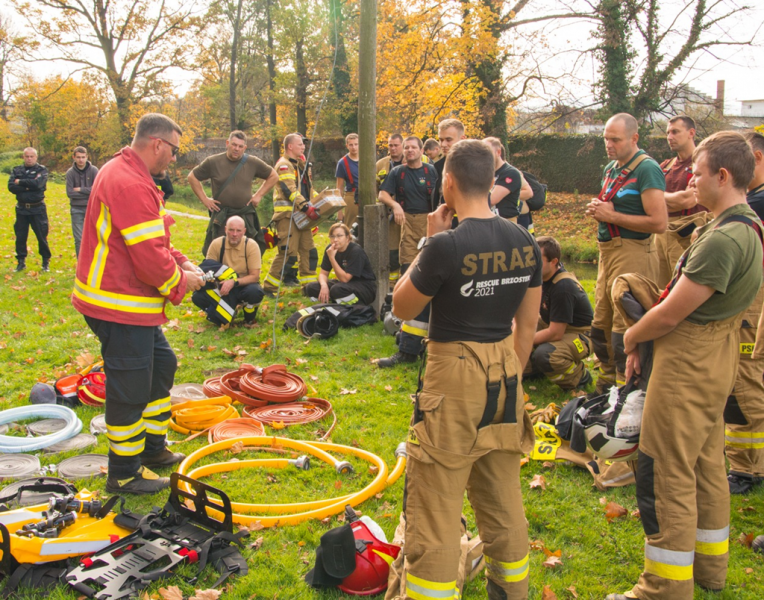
xmin=8 ymin=147 xmax=50 ymax=272
xmin=585 ymin=112 xmax=667 ymax=393
xmin=193 ymin=214 xmax=265 ymax=326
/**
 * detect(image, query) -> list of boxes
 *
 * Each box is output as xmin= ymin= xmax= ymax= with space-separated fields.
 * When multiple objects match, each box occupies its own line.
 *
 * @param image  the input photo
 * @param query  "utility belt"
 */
xmin=17 ymin=201 xmax=44 ymax=209
xmin=597 ymin=235 xmax=653 ymax=250
xmin=414 ymin=337 xmax=519 ymax=429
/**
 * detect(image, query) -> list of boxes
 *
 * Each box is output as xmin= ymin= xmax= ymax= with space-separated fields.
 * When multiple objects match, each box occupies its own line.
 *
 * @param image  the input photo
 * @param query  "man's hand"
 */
xmin=427 ymin=204 xmax=455 ymax=237
xmin=202 ymin=196 xmax=221 ymax=213
xmin=249 ymin=193 xmax=262 ymax=207
xmin=318 ymin=283 xmax=330 ymax=303
xmin=585 ymin=198 xmax=615 ymax=222
xmin=391 ymin=203 xmax=405 ymax=225
xmin=185 ymin=270 xmax=205 ymax=292
xmin=73 ymin=187 xmax=81 ymax=192
xmin=14 ymin=179 xmax=19 ymax=185
xmin=625 ymin=350 xmax=641 ymax=381
xmin=219 ymin=279 xmax=235 ymax=296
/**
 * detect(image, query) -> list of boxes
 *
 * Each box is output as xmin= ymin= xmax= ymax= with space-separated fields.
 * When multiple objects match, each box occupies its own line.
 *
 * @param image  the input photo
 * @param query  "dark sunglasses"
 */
xmin=149 ymin=136 xmax=180 ymax=157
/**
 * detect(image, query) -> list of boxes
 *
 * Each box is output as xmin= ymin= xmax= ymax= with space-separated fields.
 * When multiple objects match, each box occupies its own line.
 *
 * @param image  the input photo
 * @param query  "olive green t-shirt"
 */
xmin=681 ymin=203 xmax=763 ymax=325
xmin=597 ymin=150 xmax=666 ymax=241
xmin=206 ymin=236 xmax=261 ymax=277
xmin=192 ymin=153 xmax=273 ymax=209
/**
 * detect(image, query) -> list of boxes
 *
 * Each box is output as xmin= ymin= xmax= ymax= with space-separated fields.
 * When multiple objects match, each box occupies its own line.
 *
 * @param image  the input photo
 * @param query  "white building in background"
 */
xmin=741 ymin=99 xmax=764 ymax=117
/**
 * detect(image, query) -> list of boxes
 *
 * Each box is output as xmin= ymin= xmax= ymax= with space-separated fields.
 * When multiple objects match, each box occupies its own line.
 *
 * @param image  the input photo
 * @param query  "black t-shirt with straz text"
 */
xmin=410 ymin=217 xmax=542 ymax=343
xmin=380 ymin=164 xmax=438 ymax=214
xmin=492 ymin=162 xmax=523 ymax=218
xmin=540 ymin=267 xmax=593 ymax=328
xmin=320 ymin=242 xmax=376 ymax=282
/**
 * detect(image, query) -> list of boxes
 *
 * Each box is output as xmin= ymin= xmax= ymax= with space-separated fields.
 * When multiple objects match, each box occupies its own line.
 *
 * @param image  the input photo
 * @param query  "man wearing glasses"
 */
xmin=72 ymin=113 xmax=205 ymax=495
xmin=303 ymin=222 xmax=377 ymax=305
xmin=189 ymin=130 xmax=278 ymax=257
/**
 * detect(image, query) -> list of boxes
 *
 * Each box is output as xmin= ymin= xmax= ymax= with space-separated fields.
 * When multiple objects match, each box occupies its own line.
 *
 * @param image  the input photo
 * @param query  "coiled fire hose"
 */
xmin=243 ymin=398 xmax=336 ymax=440
xmin=207 ymin=418 xmax=265 ymax=443
xmin=170 ymin=396 xmax=239 ymax=435
xmin=202 ymin=376 xmax=225 ymax=398
xmin=176 ymin=436 xmax=407 ymax=527
xmin=0 ymin=406 xmax=83 ymax=453
xmin=238 ymin=364 xmax=307 ymax=404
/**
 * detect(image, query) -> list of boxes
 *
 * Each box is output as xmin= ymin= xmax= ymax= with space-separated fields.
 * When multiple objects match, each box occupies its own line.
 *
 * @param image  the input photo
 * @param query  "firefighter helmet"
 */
xmin=54 ymin=375 xmax=84 ymax=408
xmin=383 ymin=311 xmax=402 ymax=336
xmin=296 ymin=310 xmax=340 ymax=340
xmin=78 ymin=372 xmax=106 ymax=407
xmin=575 ymin=385 xmax=642 ymax=462
xmin=262 ymin=223 xmax=280 ymax=250
xmin=338 ymin=515 xmax=401 ymax=596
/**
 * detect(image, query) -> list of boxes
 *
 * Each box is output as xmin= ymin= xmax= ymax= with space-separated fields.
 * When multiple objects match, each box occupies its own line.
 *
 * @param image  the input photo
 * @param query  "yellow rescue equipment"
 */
xmin=0 ymin=490 xmax=133 ymax=565
xmin=176 ymin=436 xmax=407 ymax=527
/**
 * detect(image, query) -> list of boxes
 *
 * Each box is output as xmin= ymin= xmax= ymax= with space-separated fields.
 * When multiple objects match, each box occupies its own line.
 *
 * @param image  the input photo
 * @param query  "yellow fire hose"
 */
xmin=170 ymin=395 xmax=238 ymax=435
xmin=176 ymin=436 xmax=407 ymax=527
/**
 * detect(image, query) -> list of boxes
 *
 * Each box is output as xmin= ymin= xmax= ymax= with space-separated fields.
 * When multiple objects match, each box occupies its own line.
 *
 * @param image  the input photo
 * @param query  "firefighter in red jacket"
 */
xmin=72 ymin=113 xmax=204 ymax=495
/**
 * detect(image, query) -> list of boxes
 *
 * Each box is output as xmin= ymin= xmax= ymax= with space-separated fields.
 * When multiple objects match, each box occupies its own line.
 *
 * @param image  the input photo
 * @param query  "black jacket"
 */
xmin=65 ymin=161 xmax=99 ymax=207
xmin=8 ymin=163 xmax=48 ymax=204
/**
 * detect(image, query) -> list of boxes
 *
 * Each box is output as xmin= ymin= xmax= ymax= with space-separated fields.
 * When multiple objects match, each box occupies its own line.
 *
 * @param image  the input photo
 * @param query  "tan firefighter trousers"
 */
xmin=632 ymin=315 xmax=740 ymax=599
xmin=400 ymin=336 xmax=534 ymax=600
xmin=592 ymin=236 xmax=657 ymax=392
xmin=529 ymin=324 xmax=591 ymax=389
xmin=726 ymin=285 xmax=764 ymax=478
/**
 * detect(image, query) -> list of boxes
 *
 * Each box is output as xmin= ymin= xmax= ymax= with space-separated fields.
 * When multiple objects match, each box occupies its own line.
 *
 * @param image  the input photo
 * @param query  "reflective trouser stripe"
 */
xmin=389 ymin=271 xmax=400 ymax=282
xmin=106 ymin=420 xmax=145 ymax=441
xmin=205 ymin=289 xmax=235 ymax=322
xmin=405 ymin=573 xmax=459 ymax=599
xmin=299 ymin=274 xmax=318 ymax=284
xmin=144 ymin=417 xmax=170 ymax=435
xmin=214 ymin=265 xmax=236 ymax=280
xmin=109 ymin=439 xmax=144 ymax=456
xmin=143 ymin=397 xmax=171 ymax=418
xmin=549 ymin=362 xmax=577 ymax=381
xmin=334 ymin=293 xmax=358 ymax=305
xmin=484 ymin=554 xmax=530 ymax=582
xmin=273 ymin=205 xmax=292 ymax=212
xmin=243 ymin=303 xmax=259 ymax=315
xmin=695 ymin=526 xmax=729 ymax=556
xmin=725 ymin=429 xmax=764 ymax=448
xmin=644 ymin=543 xmax=694 ymax=581
xmin=265 ymin=274 xmax=282 ymax=287
xmin=402 ymin=319 xmax=428 ymax=337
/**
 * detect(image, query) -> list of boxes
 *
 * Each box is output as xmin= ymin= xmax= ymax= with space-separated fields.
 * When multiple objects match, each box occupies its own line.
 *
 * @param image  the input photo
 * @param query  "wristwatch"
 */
xmin=417 ymin=237 xmax=429 ymax=250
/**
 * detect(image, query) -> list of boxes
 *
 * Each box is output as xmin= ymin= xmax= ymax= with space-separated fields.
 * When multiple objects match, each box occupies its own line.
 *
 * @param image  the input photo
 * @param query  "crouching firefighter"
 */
xmin=390 ymin=140 xmax=541 ymax=600
xmin=526 ymin=236 xmax=594 ymax=390
xmin=608 ymin=131 xmax=764 ymax=600
xmin=192 ymin=215 xmax=265 ymax=326
xmin=264 ymin=133 xmax=319 ymax=294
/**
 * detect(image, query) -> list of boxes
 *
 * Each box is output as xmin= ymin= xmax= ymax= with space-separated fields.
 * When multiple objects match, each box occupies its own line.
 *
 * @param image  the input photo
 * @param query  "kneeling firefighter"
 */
xmin=389 ymin=140 xmax=541 ymax=599
xmin=192 ymin=215 xmax=265 ymax=325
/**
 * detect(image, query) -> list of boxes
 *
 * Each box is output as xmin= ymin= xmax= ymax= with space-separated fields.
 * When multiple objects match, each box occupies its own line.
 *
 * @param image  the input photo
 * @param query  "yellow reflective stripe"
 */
xmin=725 ymin=429 xmax=764 ymax=448
xmin=243 ymin=304 xmax=259 ymax=314
xmin=278 ymin=174 xmax=294 ymax=181
xmin=335 ymin=293 xmax=359 ymax=305
xmin=157 ymin=267 xmax=180 ymax=297
xmin=121 ymin=218 xmax=164 ymax=246
xmin=564 ymin=362 xmax=577 ymax=374
xmin=160 ymin=207 xmax=167 ymax=217
xmin=265 ymin=274 xmax=282 ymax=287
xmin=74 ymin=279 xmax=165 ymax=314
xmin=289 ymin=191 xmax=299 ymax=201
xmin=273 ymin=206 xmax=293 ymax=212
xmin=106 ymin=420 xmax=145 ymax=441
xmin=144 ymin=418 xmax=170 ymax=434
xmin=644 ymin=544 xmax=694 ymax=581
xmin=87 ymin=203 xmax=112 ymax=288
xmin=298 ymin=275 xmax=318 ymax=284
xmin=217 ymin=268 xmax=237 ymax=280
xmin=695 ymin=527 xmax=729 ymax=557
xmin=109 ymin=439 xmax=145 ymax=456
xmin=484 ymin=554 xmax=529 ymax=582
xmin=406 ymin=573 xmax=458 ymax=599
xmin=143 ymin=397 xmax=171 ymax=418
xmin=402 ymin=319 xmax=428 ymax=337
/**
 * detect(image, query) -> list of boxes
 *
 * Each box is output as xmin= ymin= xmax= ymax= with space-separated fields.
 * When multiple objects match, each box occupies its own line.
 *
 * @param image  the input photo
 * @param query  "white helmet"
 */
xmin=383 ymin=311 xmax=402 ymax=336
xmin=575 ymin=384 xmax=644 ymax=462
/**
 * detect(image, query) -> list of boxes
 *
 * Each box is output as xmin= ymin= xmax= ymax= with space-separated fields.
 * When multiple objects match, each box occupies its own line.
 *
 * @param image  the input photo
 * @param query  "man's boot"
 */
xmin=42 ymin=260 xmax=50 ymax=272
xmin=15 ymin=260 xmax=25 ymax=272
xmin=141 ymin=448 xmax=186 ymax=469
xmin=377 ymin=351 xmax=418 ymax=368
xmin=105 ymin=466 xmax=171 ymax=495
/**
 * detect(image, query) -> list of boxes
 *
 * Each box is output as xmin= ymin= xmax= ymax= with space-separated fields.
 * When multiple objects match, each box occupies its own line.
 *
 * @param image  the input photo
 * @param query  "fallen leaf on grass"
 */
xmin=599 ymin=497 xmax=607 ymax=505
xmin=543 ymin=555 xmax=563 ymax=569
xmin=739 ymin=532 xmax=755 ymax=548
xmin=604 ymin=501 xmax=628 ymax=522
xmin=529 ymin=474 xmax=546 ymax=490
xmin=187 ymin=338 xmax=195 ymax=348
xmin=631 ymin=509 xmax=641 ymax=518
xmin=189 ymin=590 xmax=222 ymax=600
xmin=298 ymin=540 xmax=305 ymax=547
xmin=229 ymin=441 xmax=245 ymax=454
xmin=249 ymin=536 xmax=264 ymax=550
xmin=296 ymin=358 xmax=308 ymax=365
xmin=566 ymin=585 xmax=578 ymax=598
xmin=339 ymin=388 xmax=357 ymax=395
xmin=541 ymin=585 xmax=558 ymax=600
xmin=542 ymin=548 xmax=561 ymax=558
xmin=239 ymin=521 xmax=264 ymax=533
xmin=75 ymin=352 xmax=95 ymax=368
xmin=520 ymin=456 xmax=529 ymax=466
xmin=530 ymin=539 xmax=545 ymax=551
xmin=384 ymin=385 xmax=393 ymax=391
xmin=542 ymin=461 xmax=555 ymax=468
xmin=158 ymin=586 xmax=183 ymax=600
xmin=310 ymin=375 xmax=319 ymax=382
xmin=334 ymin=481 xmax=342 ymax=490
xmin=746 ymin=567 xmax=754 ymax=574
xmin=269 ymin=420 xmax=286 ymax=430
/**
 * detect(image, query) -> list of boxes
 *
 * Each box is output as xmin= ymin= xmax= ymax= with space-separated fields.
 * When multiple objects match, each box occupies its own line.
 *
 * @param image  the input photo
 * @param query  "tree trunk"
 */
xmin=595 ymin=0 xmax=634 ymax=116
xmin=358 ymin=0 xmax=376 ymax=246
xmin=295 ymin=38 xmax=308 ymax=135
xmin=229 ymin=0 xmax=244 ymax=132
xmin=330 ymin=0 xmax=356 ymax=134
xmin=265 ymin=0 xmax=279 ymax=163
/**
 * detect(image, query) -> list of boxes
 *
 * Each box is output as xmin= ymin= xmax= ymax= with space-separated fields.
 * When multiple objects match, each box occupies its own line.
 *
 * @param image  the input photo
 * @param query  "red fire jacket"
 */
xmin=72 ymin=147 xmax=189 ymax=326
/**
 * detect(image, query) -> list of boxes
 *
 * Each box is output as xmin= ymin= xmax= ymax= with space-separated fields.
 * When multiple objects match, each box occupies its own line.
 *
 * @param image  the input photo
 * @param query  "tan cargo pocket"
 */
xmin=407 ymin=392 xmax=444 ymax=462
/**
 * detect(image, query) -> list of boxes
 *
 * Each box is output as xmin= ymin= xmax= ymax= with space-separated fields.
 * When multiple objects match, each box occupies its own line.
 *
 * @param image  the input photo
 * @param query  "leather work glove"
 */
xmin=305 ymin=205 xmax=320 ymax=220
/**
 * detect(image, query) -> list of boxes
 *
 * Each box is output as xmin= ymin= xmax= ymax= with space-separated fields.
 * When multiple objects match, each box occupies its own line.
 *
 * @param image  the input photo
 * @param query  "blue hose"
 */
xmin=0 ymin=406 xmax=83 ymax=453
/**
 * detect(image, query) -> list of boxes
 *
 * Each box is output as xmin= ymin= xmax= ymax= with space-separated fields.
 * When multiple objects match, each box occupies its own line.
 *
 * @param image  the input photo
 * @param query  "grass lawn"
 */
xmin=0 ymin=182 xmax=761 ymax=599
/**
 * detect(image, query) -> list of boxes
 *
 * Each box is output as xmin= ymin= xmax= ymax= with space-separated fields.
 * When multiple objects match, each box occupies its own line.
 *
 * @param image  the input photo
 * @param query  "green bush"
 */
xmin=0 ymin=151 xmax=22 ymax=175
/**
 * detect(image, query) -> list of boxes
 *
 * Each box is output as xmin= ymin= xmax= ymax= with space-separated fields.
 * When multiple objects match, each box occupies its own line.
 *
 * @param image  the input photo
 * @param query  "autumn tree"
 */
xmin=0 ymin=15 xmax=26 ymax=124
xmin=18 ymin=0 xmax=202 ymax=143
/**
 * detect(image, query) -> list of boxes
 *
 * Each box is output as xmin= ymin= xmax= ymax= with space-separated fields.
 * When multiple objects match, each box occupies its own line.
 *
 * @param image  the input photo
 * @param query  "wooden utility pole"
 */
xmin=357 ymin=0 xmax=376 ymax=246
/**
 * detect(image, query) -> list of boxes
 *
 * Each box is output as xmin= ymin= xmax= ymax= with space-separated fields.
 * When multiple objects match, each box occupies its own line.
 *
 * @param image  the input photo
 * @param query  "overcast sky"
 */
xmin=4 ymin=0 xmax=763 ymax=116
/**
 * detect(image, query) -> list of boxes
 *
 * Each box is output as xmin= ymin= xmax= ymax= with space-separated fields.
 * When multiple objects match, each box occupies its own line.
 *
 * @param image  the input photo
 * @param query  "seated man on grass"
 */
xmin=193 ymin=215 xmax=264 ymax=327
xmin=303 ymin=223 xmax=377 ymax=306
